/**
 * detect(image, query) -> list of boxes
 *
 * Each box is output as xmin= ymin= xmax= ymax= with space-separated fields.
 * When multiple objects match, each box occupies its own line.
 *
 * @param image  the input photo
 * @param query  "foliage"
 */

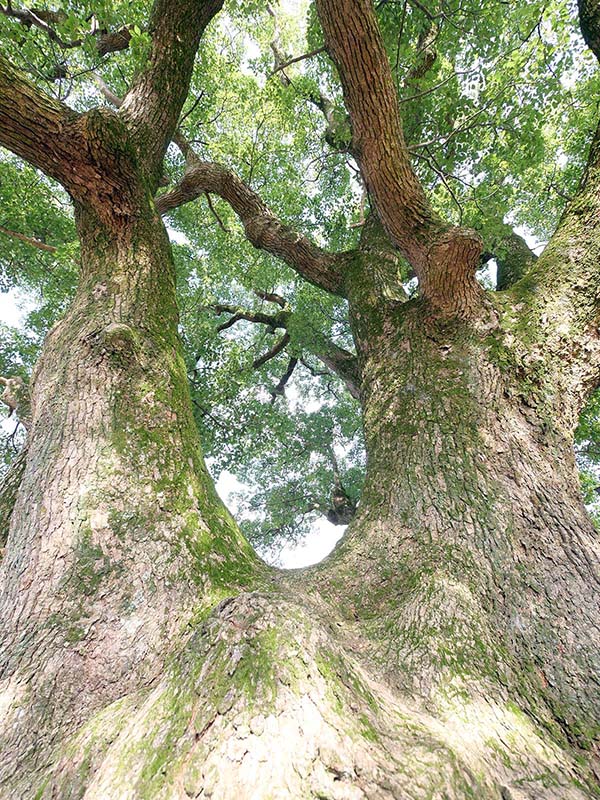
xmin=0 ymin=0 xmax=599 ymax=553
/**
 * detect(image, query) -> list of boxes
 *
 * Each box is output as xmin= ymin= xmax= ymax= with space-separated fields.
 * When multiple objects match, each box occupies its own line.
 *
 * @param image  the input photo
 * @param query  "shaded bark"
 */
xmin=1 ymin=1 xmax=600 ymax=798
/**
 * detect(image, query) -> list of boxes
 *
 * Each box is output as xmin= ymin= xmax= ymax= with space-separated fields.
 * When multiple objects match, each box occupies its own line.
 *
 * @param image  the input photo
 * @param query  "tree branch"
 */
xmin=255 ymin=289 xmax=287 ymax=308
xmin=0 ymin=224 xmax=57 ymax=253
xmin=272 ymin=47 xmax=327 ymax=74
xmin=313 ymin=340 xmax=361 ymax=399
xmin=0 ymin=55 xmax=140 ymax=219
xmin=0 ymin=53 xmax=79 ymax=188
xmin=0 ymin=5 xmax=132 ymax=55
xmin=213 ymin=305 xmax=288 ymax=332
xmin=253 ymin=332 xmax=291 ymax=368
xmin=212 ymin=294 xmax=361 ymax=397
xmin=119 ymin=0 xmax=223 ymax=185
xmin=269 ymin=356 xmax=298 ymax=402
xmin=157 ymin=159 xmax=348 ymax=295
xmin=508 ymin=4 xmax=600 ymax=397
xmin=315 ymin=0 xmax=483 ymax=316
xmin=481 ymin=226 xmax=538 ymax=291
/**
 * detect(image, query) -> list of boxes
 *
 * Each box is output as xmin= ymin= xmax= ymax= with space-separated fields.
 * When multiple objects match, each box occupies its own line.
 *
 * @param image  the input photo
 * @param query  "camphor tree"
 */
xmin=1 ymin=0 xmax=600 ymax=796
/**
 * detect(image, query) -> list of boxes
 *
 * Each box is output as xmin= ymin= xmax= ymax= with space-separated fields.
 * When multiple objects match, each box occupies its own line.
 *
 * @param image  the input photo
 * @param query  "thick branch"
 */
xmin=0 ymin=54 xmax=79 ymax=187
xmin=119 ymin=0 xmax=223 ymax=184
xmin=579 ymin=0 xmax=600 ymax=60
xmin=0 ymin=447 xmax=27 ymax=555
xmin=0 ymin=56 xmax=139 ymax=219
xmin=315 ymin=0 xmax=441 ymax=266
xmin=313 ymin=340 xmax=361 ymax=399
xmin=483 ymin=227 xmax=538 ymax=291
xmin=0 ymin=5 xmax=132 ymax=54
xmin=315 ymin=0 xmax=483 ymax=315
xmin=157 ymin=161 xmax=347 ymax=295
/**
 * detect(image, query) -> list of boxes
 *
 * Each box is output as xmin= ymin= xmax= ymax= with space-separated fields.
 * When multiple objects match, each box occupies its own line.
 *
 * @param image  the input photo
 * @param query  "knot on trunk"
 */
xmin=421 ymin=227 xmax=484 ymax=318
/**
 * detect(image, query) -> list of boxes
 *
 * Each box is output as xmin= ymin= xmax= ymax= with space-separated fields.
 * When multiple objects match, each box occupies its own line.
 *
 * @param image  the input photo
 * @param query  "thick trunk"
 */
xmin=0 ymin=199 xmax=260 ymax=795
xmin=1 ymin=230 xmax=599 ymax=799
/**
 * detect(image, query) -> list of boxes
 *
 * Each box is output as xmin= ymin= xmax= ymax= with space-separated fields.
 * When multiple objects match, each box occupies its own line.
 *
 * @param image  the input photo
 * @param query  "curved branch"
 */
xmin=315 ymin=0 xmax=483 ymax=316
xmin=579 ymin=0 xmax=600 ymax=60
xmin=119 ymin=0 xmax=223 ymax=184
xmin=211 ymin=296 xmax=360 ymax=397
xmin=270 ymin=356 xmax=298 ymax=402
xmin=253 ymin=332 xmax=291 ymax=368
xmin=0 ymin=5 xmax=132 ymax=54
xmin=315 ymin=0 xmax=440 ymax=265
xmin=157 ymin=161 xmax=347 ymax=295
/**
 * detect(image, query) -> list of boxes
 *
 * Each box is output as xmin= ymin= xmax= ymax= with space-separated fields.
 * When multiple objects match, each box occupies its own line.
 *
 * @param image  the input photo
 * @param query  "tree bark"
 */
xmin=0 ymin=196 xmax=260 ymax=796
xmin=1 ymin=1 xmax=600 ymax=796
xmin=3 ymin=229 xmax=600 ymax=797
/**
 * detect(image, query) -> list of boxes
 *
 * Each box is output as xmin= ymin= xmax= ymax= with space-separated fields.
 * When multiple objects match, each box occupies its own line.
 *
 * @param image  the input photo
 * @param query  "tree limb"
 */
xmin=0 ymin=55 xmax=140 ymax=219
xmin=0 ymin=53 xmax=80 ymax=188
xmin=0 ymin=5 xmax=132 ymax=55
xmin=315 ymin=0 xmax=483 ymax=316
xmin=212 ymin=295 xmax=361 ymax=397
xmin=0 ymin=224 xmax=57 ymax=253
xmin=269 ymin=356 xmax=298 ymax=402
xmin=481 ymin=226 xmax=538 ymax=291
xmin=313 ymin=340 xmax=361 ymax=399
xmin=156 ymin=160 xmax=348 ymax=295
xmin=213 ymin=305 xmax=288 ymax=332
xmin=119 ymin=0 xmax=224 ymax=186
xmin=253 ymin=332 xmax=291 ymax=368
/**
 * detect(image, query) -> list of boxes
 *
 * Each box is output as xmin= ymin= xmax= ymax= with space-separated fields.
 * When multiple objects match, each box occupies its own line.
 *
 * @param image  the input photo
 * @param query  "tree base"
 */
xmin=7 ymin=590 xmax=595 ymax=800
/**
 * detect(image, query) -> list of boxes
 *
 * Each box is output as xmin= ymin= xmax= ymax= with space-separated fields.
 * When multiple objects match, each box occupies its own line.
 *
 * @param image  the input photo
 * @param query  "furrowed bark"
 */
xmin=0 ymin=56 xmax=142 ymax=223
xmin=0 ymin=193 xmax=262 ymax=796
xmin=119 ymin=0 xmax=224 ymax=185
xmin=157 ymin=160 xmax=347 ymax=295
xmin=315 ymin=0 xmax=484 ymax=317
xmin=502 ymin=3 xmax=600 ymax=410
xmin=0 ymin=447 xmax=27 ymax=555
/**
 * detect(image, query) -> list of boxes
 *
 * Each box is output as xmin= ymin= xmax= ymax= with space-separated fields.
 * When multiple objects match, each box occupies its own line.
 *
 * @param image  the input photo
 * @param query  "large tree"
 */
xmin=1 ymin=0 xmax=600 ymax=797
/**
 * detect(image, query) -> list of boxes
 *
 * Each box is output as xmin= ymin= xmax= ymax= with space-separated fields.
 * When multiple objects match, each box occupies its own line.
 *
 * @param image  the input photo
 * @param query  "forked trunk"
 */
xmin=0 ymin=231 xmax=599 ymax=798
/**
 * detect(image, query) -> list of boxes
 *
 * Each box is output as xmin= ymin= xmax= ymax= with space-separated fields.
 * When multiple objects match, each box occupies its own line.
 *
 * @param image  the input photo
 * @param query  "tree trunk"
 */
xmin=1 ymin=226 xmax=599 ymax=799
xmin=0 ymin=199 xmax=260 ymax=796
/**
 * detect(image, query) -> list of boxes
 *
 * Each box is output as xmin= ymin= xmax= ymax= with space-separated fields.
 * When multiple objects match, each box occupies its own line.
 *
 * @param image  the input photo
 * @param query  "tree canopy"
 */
xmin=1 ymin=0 xmax=599 ymax=558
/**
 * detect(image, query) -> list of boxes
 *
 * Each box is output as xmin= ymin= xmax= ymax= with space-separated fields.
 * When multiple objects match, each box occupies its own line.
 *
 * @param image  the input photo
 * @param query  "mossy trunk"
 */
xmin=0 ymin=199 xmax=260 ymax=795
xmin=1 ymin=223 xmax=599 ymax=799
